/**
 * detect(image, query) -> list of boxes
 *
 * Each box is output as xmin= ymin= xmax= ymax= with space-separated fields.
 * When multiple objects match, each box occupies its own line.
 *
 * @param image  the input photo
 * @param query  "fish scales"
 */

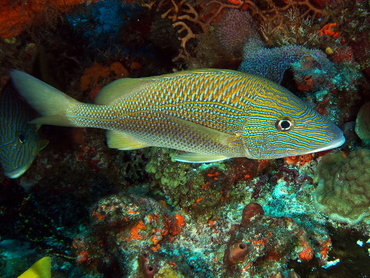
xmin=72 ymin=72 xmax=252 ymax=156
xmin=10 ymin=69 xmax=344 ymax=163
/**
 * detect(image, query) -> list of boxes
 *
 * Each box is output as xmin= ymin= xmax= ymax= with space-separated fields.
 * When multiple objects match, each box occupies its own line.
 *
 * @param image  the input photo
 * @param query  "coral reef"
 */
xmin=80 ymin=62 xmax=129 ymax=92
xmin=232 ymin=8 xmax=362 ymax=127
xmin=145 ymin=0 xmax=211 ymax=61
xmin=239 ymin=42 xmax=331 ymax=85
xmin=235 ymin=10 xmax=362 ymax=94
xmin=0 ymin=0 xmax=99 ymax=39
xmin=143 ymin=0 xmax=328 ymax=61
xmin=1 ymin=0 xmax=370 ymax=277
xmin=200 ymin=0 xmax=330 ymax=47
xmin=143 ymin=148 xmax=274 ymax=221
xmin=223 ymin=203 xmax=313 ymax=277
xmin=215 ymin=9 xmax=257 ymax=58
xmin=314 ymin=148 xmax=370 ymax=225
xmin=73 ymin=196 xmax=332 ymax=277
xmin=329 ymin=0 xmax=370 ymax=74
xmin=73 ymin=194 xmax=186 ymax=275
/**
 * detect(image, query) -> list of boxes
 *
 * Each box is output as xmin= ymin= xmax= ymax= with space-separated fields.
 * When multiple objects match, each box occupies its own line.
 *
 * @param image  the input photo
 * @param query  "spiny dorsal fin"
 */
xmin=95 ymin=69 xmax=244 ymax=105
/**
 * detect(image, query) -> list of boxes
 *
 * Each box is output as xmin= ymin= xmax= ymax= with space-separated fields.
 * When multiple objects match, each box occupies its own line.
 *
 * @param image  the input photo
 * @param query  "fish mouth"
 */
xmin=310 ymin=133 xmax=345 ymax=153
xmin=5 ymin=165 xmax=30 ymax=179
xmin=295 ymin=129 xmax=346 ymax=156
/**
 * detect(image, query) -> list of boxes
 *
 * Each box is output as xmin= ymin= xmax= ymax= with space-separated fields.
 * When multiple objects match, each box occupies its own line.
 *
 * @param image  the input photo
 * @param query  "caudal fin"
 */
xmin=18 ymin=256 xmax=51 ymax=278
xmin=10 ymin=70 xmax=80 ymax=127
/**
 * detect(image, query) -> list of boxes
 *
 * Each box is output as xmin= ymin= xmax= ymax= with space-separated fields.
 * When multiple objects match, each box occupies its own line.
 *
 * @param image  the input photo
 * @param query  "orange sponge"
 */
xmin=0 ymin=0 xmax=100 ymax=39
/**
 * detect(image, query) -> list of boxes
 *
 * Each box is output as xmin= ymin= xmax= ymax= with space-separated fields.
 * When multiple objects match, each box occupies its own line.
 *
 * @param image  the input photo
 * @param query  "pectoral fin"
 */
xmin=106 ymin=130 xmax=150 ymax=150
xmin=39 ymin=139 xmax=49 ymax=151
xmin=166 ymin=115 xmax=235 ymax=147
xmin=166 ymin=116 xmax=236 ymax=163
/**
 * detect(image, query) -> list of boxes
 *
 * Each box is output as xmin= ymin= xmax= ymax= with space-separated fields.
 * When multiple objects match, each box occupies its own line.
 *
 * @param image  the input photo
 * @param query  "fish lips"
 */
xmin=306 ymin=131 xmax=345 ymax=154
xmin=286 ymin=127 xmax=346 ymax=157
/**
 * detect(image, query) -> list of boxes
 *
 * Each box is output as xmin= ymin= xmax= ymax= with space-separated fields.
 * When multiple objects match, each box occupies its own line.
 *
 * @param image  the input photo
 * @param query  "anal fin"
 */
xmin=174 ymin=153 xmax=229 ymax=163
xmin=106 ymin=130 xmax=149 ymax=150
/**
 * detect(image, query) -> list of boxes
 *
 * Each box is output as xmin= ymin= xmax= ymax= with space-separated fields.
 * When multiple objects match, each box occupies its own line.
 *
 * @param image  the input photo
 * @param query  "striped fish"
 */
xmin=0 ymin=81 xmax=43 ymax=178
xmin=10 ymin=69 xmax=344 ymax=163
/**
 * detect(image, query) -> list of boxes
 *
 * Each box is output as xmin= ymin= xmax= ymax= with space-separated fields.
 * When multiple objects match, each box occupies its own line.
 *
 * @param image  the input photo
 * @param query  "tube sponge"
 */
xmin=313 ymin=148 xmax=370 ymax=225
xmin=238 ymin=40 xmax=332 ymax=85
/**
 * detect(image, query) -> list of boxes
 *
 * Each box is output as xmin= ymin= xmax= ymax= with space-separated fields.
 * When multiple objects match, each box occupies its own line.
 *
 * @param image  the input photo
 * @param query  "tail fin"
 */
xmin=10 ymin=70 xmax=80 ymax=127
xmin=18 ymin=256 xmax=51 ymax=278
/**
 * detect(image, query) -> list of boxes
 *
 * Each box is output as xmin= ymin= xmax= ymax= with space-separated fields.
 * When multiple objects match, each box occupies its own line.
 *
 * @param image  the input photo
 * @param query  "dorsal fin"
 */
xmin=149 ymin=68 xmax=240 ymax=80
xmin=95 ymin=78 xmax=153 ymax=105
xmin=95 ymin=69 xmax=244 ymax=105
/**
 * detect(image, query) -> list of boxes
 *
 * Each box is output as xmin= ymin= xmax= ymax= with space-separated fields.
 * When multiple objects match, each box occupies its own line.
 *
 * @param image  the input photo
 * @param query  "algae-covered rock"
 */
xmin=314 ymin=148 xmax=370 ymax=225
xmin=355 ymin=102 xmax=370 ymax=145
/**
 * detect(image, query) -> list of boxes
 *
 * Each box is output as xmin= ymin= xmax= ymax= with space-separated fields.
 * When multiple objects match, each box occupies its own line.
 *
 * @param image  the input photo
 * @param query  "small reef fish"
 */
xmin=0 ymin=81 xmax=45 ymax=178
xmin=18 ymin=256 xmax=51 ymax=278
xmin=10 ymin=69 xmax=345 ymax=163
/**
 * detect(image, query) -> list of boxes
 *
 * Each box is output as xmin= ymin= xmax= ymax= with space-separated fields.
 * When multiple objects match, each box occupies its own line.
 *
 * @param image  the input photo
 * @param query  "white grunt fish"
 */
xmin=10 ymin=69 xmax=344 ymax=163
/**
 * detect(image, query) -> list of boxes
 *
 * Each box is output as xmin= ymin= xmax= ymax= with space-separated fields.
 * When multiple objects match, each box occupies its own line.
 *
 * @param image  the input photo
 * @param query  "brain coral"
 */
xmin=314 ymin=148 xmax=370 ymax=225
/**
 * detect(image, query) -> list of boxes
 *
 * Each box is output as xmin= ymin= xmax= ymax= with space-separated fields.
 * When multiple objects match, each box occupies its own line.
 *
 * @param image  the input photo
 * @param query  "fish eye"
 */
xmin=19 ymin=134 xmax=26 ymax=144
xmin=275 ymin=118 xmax=293 ymax=132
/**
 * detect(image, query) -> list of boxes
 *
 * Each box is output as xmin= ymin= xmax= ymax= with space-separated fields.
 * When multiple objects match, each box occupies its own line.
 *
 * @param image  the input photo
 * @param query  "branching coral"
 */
xmin=142 ymin=0 xmax=332 ymax=62
xmin=201 ymin=0 xmax=331 ymax=46
xmin=144 ymin=0 xmax=210 ymax=61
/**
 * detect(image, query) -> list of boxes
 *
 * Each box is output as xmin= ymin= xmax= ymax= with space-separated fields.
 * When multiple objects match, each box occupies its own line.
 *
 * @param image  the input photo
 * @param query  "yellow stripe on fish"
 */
xmin=10 ymin=69 xmax=344 ymax=163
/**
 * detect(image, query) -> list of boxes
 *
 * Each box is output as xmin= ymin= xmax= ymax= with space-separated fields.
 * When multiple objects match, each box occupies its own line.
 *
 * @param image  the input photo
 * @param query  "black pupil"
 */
xmin=19 ymin=134 xmax=26 ymax=143
xmin=280 ymin=120 xmax=290 ymax=129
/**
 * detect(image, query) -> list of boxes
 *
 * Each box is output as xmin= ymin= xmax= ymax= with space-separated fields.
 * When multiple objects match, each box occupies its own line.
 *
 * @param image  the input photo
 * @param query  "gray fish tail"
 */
xmin=10 ymin=70 xmax=80 ymax=127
